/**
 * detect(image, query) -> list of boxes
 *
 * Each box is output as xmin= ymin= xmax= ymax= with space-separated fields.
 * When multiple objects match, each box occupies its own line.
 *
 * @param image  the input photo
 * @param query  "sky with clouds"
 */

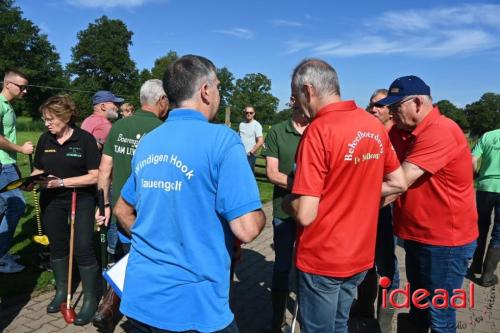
xmin=15 ymin=0 xmax=500 ymax=110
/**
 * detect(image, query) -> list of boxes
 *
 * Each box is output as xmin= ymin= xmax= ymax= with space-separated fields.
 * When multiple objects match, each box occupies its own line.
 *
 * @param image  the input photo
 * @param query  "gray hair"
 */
xmin=291 ymin=59 xmax=340 ymax=98
xmin=163 ymin=55 xmax=217 ymax=107
xmin=140 ymin=79 xmax=166 ymax=106
xmin=370 ymin=89 xmax=388 ymax=101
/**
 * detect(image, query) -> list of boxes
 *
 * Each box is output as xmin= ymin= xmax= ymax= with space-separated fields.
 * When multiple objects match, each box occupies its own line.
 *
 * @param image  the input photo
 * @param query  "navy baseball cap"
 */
xmin=376 ymin=75 xmax=431 ymax=106
xmin=92 ymin=90 xmax=124 ymax=105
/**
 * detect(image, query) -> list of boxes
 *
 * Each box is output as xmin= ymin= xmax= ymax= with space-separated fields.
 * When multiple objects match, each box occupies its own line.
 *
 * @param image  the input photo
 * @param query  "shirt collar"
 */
xmin=316 ymin=100 xmax=358 ymax=118
xmin=0 ymin=94 xmax=9 ymax=105
xmin=135 ymin=109 xmax=157 ymax=119
xmin=285 ymin=119 xmax=301 ymax=135
xmin=411 ymin=106 xmax=441 ymax=137
xmin=167 ymin=109 xmax=208 ymax=122
xmin=47 ymin=125 xmax=81 ymax=145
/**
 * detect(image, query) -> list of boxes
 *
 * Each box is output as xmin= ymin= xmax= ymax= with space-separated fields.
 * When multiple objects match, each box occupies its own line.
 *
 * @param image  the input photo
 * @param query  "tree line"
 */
xmin=1 ymin=1 xmax=498 ymax=135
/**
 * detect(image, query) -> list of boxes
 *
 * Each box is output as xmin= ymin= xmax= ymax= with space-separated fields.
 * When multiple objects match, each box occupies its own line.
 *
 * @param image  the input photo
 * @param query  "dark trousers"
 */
xmin=472 ymin=191 xmax=500 ymax=270
xmin=128 ymin=318 xmax=239 ymax=333
xmin=271 ymin=217 xmax=296 ymax=292
xmin=41 ymin=194 xmax=97 ymax=266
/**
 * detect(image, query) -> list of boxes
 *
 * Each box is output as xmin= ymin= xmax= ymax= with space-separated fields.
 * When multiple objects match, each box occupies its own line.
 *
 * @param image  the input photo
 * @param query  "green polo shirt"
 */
xmin=472 ymin=129 xmax=500 ymax=193
xmin=262 ymin=119 xmax=302 ymax=219
xmin=103 ymin=109 xmax=163 ymax=205
xmin=0 ymin=94 xmax=18 ymax=164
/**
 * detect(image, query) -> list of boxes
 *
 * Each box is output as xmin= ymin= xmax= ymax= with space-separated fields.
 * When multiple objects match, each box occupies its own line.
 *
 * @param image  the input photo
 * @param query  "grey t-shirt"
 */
xmin=239 ymin=120 xmax=263 ymax=153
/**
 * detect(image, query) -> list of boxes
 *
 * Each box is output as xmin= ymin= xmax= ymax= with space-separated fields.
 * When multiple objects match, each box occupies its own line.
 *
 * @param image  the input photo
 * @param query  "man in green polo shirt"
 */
xmin=0 ymin=69 xmax=34 ymax=274
xmin=262 ymin=105 xmax=308 ymax=332
xmin=92 ymin=79 xmax=168 ymax=332
xmin=470 ymin=129 xmax=500 ymax=287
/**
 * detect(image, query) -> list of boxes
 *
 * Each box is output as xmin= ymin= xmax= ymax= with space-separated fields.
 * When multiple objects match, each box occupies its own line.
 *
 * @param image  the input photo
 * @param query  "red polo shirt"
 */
xmin=292 ymin=101 xmax=400 ymax=278
xmin=391 ymin=107 xmax=478 ymax=246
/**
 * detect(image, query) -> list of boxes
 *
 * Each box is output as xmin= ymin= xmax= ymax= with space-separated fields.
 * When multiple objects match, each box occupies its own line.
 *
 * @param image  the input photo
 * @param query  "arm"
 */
xmin=114 ymin=196 xmax=136 ymax=237
xmin=249 ymin=136 xmax=264 ymax=155
xmin=382 ymin=162 xmax=424 ymax=206
xmin=472 ymin=156 xmax=479 ymax=173
xmin=96 ymin=154 xmax=113 ymax=226
xmin=229 ymin=209 xmax=266 ymax=243
xmin=266 ymin=156 xmax=293 ymax=190
xmin=283 ymin=194 xmax=320 ymax=227
xmin=0 ymin=136 xmax=34 ymax=154
xmin=36 ymin=169 xmax=99 ymax=189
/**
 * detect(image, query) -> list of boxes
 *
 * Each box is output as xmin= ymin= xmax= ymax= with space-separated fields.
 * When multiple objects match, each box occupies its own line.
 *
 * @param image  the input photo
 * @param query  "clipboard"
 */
xmin=103 ymin=253 xmax=129 ymax=297
xmin=0 ymin=172 xmax=50 ymax=193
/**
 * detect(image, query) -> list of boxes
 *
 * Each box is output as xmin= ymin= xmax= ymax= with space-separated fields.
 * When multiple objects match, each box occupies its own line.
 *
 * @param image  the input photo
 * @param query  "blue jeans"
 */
xmin=298 ymin=270 xmax=367 ymax=333
xmin=375 ymin=205 xmax=400 ymax=291
xmin=247 ymin=154 xmax=256 ymax=172
xmin=404 ymin=240 xmax=476 ymax=333
xmin=107 ymin=215 xmax=119 ymax=255
xmin=472 ymin=191 xmax=500 ymax=271
xmin=0 ymin=164 xmax=27 ymax=258
xmin=272 ymin=217 xmax=296 ymax=292
xmin=128 ymin=317 xmax=239 ymax=333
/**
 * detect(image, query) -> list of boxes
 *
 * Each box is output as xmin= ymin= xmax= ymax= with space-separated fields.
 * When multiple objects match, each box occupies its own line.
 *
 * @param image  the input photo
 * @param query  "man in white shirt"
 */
xmin=238 ymin=106 xmax=264 ymax=172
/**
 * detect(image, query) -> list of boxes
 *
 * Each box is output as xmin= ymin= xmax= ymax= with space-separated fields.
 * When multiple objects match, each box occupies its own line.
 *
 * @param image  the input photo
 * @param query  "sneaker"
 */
xmin=0 ymin=259 xmax=24 ymax=273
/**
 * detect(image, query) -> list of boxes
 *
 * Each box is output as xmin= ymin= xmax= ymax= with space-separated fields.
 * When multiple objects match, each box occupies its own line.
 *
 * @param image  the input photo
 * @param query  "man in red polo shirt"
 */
xmin=283 ymin=59 xmax=407 ymax=333
xmin=378 ymin=75 xmax=478 ymax=333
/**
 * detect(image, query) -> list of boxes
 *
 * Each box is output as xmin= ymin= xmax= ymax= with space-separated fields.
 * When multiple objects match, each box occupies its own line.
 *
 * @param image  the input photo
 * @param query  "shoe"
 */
xmin=74 ymin=264 xmax=99 ymax=326
xmin=477 ymin=246 xmax=500 ymax=287
xmin=0 ymin=258 xmax=24 ymax=273
xmin=47 ymin=257 xmax=69 ymax=313
xmin=92 ymin=287 xmax=121 ymax=332
xmin=0 ymin=253 xmax=21 ymax=262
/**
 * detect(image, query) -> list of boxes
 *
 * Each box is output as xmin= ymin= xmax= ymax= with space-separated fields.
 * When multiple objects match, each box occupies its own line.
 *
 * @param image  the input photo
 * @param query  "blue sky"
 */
xmin=16 ymin=0 xmax=500 ymax=110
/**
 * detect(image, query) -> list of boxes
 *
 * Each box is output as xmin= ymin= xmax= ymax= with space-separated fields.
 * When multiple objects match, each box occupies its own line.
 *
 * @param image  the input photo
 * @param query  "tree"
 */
xmin=214 ymin=67 xmax=235 ymax=123
xmin=66 ymin=16 xmax=139 ymax=118
xmin=151 ymin=51 xmax=178 ymax=80
xmin=436 ymin=100 xmax=469 ymax=132
xmin=465 ymin=93 xmax=500 ymax=136
xmin=230 ymin=73 xmax=279 ymax=125
xmin=0 ymin=0 xmax=67 ymax=118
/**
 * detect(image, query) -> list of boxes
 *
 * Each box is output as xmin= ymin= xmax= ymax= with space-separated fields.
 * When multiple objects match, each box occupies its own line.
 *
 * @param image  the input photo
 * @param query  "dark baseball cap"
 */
xmin=376 ymin=75 xmax=431 ymax=106
xmin=92 ymin=90 xmax=124 ymax=105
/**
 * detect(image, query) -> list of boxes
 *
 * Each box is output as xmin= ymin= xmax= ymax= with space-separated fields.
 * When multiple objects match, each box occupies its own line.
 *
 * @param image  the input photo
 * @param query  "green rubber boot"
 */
xmin=47 ymin=257 xmax=69 ymax=313
xmin=74 ymin=264 xmax=99 ymax=326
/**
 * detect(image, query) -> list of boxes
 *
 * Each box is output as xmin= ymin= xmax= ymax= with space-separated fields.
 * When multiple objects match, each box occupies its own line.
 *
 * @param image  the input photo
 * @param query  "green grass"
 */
xmin=0 ymin=129 xmax=273 ymax=298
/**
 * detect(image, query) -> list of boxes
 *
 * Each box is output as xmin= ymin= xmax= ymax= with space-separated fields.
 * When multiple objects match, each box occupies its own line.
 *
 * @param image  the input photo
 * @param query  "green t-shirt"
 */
xmin=103 ymin=110 xmax=163 ymax=204
xmin=472 ymin=129 xmax=500 ymax=193
xmin=262 ymin=119 xmax=302 ymax=219
xmin=0 ymin=94 xmax=17 ymax=164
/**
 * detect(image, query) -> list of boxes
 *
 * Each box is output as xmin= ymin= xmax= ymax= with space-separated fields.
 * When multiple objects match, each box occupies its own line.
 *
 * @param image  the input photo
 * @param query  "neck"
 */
xmin=56 ymin=125 xmax=72 ymax=139
xmin=1 ymin=89 xmax=13 ymax=102
xmin=177 ymin=101 xmax=211 ymax=120
xmin=291 ymin=111 xmax=309 ymax=129
xmin=141 ymin=104 xmax=159 ymax=117
xmin=383 ymin=119 xmax=394 ymax=130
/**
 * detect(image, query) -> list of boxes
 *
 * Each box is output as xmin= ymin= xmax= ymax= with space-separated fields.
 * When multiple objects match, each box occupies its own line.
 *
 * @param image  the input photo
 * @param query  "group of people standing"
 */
xmin=0 ymin=54 xmax=498 ymax=333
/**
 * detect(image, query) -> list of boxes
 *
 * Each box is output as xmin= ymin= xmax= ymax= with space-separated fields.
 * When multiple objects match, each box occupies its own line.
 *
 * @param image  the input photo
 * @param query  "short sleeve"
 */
xmin=33 ymin=133 xmax=46 ymax=170
xmin=406 ymin=126 xmax=456 ymax=174
xmin=471 ymin=135 xmax=484 ymax=158
xmin=102 ymin=125 xmax=117 ymax=156
xmin=255 ymin=122 xmax=263 ymax=138
xmin=215 ymin=142 xmax=262 ymax=222
xmin=262 ymin=126 xmax=278 ymax=158
xmin=292 ymin=125 xmax=327 ymax=197
xmin=84 ymin=134 xmax=100 ymax=171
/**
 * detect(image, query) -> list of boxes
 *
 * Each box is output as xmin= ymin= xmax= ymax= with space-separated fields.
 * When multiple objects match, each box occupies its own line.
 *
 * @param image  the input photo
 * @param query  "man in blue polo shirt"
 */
xmin=114 ymin=55 xmax=266 ymax=333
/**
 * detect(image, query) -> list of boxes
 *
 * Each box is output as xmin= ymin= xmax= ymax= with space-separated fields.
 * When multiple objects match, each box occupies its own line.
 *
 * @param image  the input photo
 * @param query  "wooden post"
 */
xmin=225 ymin=106 xmax=231 ymax=127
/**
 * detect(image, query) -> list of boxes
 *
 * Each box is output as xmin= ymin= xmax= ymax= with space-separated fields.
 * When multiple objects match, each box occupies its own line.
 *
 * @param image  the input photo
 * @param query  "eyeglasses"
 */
xmin=289 ymin=96 xmax=296 ymax=105
xmin=41 ymin=117 xmax=56 ymax=124
xmin=389 ymin=97 xmax=414 ymax=112
xmin=8 ymin=81 xmax=28 ymax=92
xmin=245 ymin=112 xmax=255 ymax=115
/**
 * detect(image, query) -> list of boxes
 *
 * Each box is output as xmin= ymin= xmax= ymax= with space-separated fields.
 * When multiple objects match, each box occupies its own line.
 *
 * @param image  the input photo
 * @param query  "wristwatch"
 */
xmin=59 ymin=178 xmax=64 ymax=188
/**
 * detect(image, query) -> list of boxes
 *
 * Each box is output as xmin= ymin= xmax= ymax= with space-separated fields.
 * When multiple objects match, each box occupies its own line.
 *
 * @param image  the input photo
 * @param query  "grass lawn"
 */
xmin=0 ymin=127 xmax=274 ymax=298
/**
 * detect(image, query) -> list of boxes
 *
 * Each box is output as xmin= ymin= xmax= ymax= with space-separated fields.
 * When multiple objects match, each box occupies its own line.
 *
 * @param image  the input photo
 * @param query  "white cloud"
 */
xmin=285 ymin=3 xmax=500 ymax=58
xmin=67 ymin=0 xmax=163 ymax=9
xmin=214 ymin=28 xmax=254 ymax=39
xmin=272 ymin=19 xmax=304 ymax=28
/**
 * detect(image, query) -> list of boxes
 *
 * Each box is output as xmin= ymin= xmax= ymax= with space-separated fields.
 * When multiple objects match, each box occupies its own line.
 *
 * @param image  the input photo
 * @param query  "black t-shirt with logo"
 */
xmin=34 ymin=126 xmax=100 ymax=199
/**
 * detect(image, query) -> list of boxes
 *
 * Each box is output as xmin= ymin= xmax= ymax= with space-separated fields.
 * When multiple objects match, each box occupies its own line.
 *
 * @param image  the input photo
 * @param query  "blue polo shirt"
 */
xmin=120 ymin=109 xmax=262 ymax=332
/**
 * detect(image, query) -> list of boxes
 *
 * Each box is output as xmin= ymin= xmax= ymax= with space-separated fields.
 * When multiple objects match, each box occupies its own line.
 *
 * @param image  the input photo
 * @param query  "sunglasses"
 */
xmin=8 ymin=81 xmax=28 ymax=92
xmin=245 ymin=112 xmax=255 ymax=115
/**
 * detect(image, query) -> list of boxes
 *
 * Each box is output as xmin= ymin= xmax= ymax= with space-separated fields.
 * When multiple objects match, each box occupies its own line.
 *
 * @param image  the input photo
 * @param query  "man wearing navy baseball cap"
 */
xmin=81 ymin=91 xmax=124 ymax=150
xmin=381 ymin=76 xmax=478 ymax=332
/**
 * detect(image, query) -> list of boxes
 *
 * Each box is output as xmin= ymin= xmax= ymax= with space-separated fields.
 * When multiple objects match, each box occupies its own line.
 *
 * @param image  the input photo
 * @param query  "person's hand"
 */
xmin=35 ymin=175 xmax=60 ymax=189
xmin=20 ymin=141 xmax=34 ymax=155
xmin=20 ymin=182 xmax=35 ymax=192
xmin=95 ymin=206 xmax=111 ymax=227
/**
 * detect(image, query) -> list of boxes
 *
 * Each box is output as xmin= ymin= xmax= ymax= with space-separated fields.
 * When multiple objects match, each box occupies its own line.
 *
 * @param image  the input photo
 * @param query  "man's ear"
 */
xmin=200 ymin=82 xmax=210 ymax=104
xmin=303 ymin=83 xmax=315 ymax=103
